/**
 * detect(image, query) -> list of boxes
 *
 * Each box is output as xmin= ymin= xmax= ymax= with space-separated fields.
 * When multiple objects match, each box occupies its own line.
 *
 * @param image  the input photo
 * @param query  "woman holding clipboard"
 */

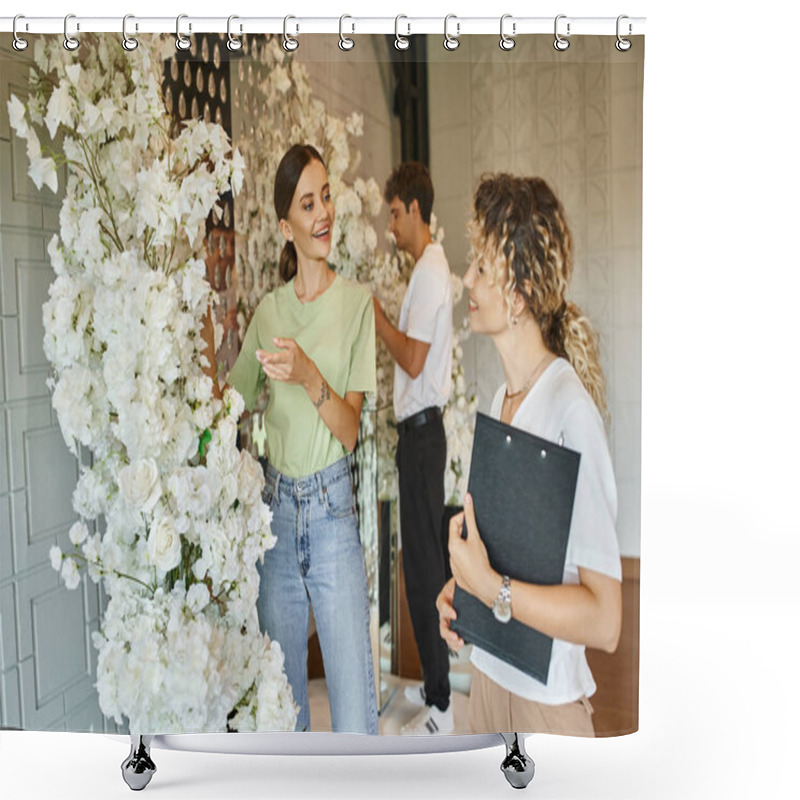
xmin=436 ymin=174 xmax=622 ymax=736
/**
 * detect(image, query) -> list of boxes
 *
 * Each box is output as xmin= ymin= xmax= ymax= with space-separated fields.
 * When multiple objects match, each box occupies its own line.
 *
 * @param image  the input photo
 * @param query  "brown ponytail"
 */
xmin=273 ymin=143 xmax=326 ymax=284
xmin=278 ymin=241 xmax=298 ymax=283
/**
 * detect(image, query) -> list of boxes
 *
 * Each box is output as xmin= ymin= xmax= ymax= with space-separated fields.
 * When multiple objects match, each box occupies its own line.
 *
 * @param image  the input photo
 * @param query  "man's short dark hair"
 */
xmin=384 ymin=162 xmax=434 ymax=225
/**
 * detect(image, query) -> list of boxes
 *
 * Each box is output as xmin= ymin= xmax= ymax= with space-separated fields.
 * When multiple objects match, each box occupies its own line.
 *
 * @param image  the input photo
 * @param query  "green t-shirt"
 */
xmin=227 ymin=273 xmax=376 ymax=478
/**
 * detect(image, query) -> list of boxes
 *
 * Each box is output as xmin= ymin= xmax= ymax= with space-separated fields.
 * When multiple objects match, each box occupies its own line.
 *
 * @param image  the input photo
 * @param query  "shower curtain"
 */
xmin=0 ymin=26 xmax=642 ymax=742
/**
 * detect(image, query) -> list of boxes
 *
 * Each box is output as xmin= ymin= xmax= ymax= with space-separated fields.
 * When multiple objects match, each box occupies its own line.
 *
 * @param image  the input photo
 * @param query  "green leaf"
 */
xmin=198 ymin=428 xmax=212 ymax=457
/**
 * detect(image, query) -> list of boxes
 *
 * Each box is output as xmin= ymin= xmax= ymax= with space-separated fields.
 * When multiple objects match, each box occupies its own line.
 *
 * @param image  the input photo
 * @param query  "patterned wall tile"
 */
xmin=612 ymin=170 xmax=641 ymax=249
xmin=609 ymin=61 xmax=641 ymax=94
xmin=535 ymin=68 xmax=560 ymax=110
xmin=513 ymin=116 xmax=538 ymax=157
xmin=586 ymin=61 xmax=609 ymax=96
xmin=587 ymin=213 xmax=611 ymax=253
xmin=561 ymin=103 xmax=586 ymax=144
xmin=611 ymin=89 xmax=640 ymax=169
xmin=612 ymin=248 xmax=641 ymax=328
xmin=531 ymin=143 xmax=560 ymax=183
xmin=562 ymin=139 xmax=586 ymax=178
xmin=613 ymin=325 xmax=641 ymax=405
xmin=430 ymin=128 xmax=472 ymax=202
xmin=586 ymin=98 xmax=612 ymax=138
xmin=561 ymin=65 xmax=585 ymax=104
xmin=537 ymin=105 xmax=561 ymax=145
xmin=586 ymin=135 xmax=611 ymax=174
xmin=435 ymin=196 xmax=472 ymax=277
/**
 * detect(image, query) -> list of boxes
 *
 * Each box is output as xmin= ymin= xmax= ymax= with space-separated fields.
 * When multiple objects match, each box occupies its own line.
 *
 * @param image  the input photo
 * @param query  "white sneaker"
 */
xmin=404 ymin=684 xmax=426 ymax=707
xmin=400 ymin=702 xmax=454 ymax=735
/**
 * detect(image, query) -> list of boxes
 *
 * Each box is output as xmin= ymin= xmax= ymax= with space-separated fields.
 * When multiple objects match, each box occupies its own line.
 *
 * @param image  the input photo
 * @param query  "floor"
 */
xmin=307 ymin=673 xmax=473 ymax=735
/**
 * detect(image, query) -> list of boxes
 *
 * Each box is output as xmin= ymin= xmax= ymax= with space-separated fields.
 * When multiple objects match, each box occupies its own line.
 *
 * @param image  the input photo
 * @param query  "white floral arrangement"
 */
xmin=8 ymin=34 xmax=296 ymax=734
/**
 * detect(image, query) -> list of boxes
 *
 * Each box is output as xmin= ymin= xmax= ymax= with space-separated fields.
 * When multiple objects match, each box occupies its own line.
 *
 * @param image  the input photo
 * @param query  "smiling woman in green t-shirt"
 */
xmin=226 ymin=144 xmax=377 ymax=734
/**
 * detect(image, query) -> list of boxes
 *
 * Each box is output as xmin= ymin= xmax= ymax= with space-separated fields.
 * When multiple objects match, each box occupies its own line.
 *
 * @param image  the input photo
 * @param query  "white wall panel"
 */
xmin=1 ymin=40 xmax=92 ymax=733
xmin=32 ymin=583 xmax=89 ymax=704
xmin=0 ymin=407 xmax=8 ymax=494
xmin=0 ymin=494 xmax=12 ymax=583
xmin=0 ymin=229 xmax=48 ymax=316
xmin=0 ymin=579 xmax=17 ymax=668
xmin=1 ymin=665 xmax=22 ymax=728
xmin=18 ymin=656 xmax=65 ymax=730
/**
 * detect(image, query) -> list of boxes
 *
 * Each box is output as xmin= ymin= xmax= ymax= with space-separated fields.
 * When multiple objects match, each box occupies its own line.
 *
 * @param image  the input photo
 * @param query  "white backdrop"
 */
xmin=2 ymin=1 xmax=798 ymax=799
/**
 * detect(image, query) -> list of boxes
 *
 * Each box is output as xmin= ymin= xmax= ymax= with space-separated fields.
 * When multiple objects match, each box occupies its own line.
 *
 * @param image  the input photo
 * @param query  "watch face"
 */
xmin=493 ymin=599 xmax=512 ymax=624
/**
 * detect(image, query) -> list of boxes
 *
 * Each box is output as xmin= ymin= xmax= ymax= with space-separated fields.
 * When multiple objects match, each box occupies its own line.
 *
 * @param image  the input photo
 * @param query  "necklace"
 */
xmin=504 ymin=352 xmax=552 ymax=401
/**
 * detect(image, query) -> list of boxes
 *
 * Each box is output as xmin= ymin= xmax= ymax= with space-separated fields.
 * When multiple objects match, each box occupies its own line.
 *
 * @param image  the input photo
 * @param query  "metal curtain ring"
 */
xmin=175 ymin=14 xmax=191 ymax=51
xmin=226 ymin=15 xmax=242 ymax=52
xmin=63 ymin=13 xmax=80 ymax=51
xmin=283 ymin=16 xmax=299 ymax=51
xmin=443 ymin=14 xmax=460 ymax=51
xmin=499 ymin=14 xmax=515 ymax=51
xmin=12 ymin=15 xmax=29 ymax=51
xmin=122 ymin=14 xmax=139 ymax=51
xmin=616 ymin=14 xmax=632 ymax=51
xmin=554 ymin=14 xmax=570 ymax=51
xmin=339 ymin=15 xmax=355 ymax=51
xmin=394 ymin=15 xmax=410 ymax=51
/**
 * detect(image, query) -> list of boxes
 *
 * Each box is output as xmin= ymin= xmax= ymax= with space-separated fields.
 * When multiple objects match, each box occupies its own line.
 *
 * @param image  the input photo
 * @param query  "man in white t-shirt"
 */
xmin=373 ymin=163 xmax=454 ymax=735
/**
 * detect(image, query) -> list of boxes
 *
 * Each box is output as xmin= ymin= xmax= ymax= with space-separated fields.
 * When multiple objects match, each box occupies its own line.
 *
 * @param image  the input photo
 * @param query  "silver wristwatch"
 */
xmin=492 ymin=575 xmax=512 ymax=623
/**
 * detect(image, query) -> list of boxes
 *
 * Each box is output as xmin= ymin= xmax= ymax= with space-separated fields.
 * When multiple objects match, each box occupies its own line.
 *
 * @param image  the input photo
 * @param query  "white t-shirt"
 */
xmin=393 ymin=242 xmax=453 ymax=422
xmin=470 ymin=357 xmax=622 ymax=705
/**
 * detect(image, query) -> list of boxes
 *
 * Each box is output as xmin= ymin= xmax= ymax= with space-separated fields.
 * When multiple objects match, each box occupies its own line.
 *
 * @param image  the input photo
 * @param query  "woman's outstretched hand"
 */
xmin=257 ymin=338 xmax=317 ymax=389
xmin=436 ymin=577 xmax=464 ymax=651
xmin=448 ymin=493 xmax=502 ymax=608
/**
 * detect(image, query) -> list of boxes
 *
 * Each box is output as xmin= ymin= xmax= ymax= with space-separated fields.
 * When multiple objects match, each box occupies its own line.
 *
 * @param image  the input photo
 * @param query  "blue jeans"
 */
xmin=257 ymin=455 xmax=378 ymax=734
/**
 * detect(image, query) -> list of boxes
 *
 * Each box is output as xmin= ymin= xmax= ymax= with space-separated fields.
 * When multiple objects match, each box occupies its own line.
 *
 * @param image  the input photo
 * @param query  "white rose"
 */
xmin=118 ymin=459 xmax=162 ymax=513
xmin=147 ymin=516 xmax=182 ymax=573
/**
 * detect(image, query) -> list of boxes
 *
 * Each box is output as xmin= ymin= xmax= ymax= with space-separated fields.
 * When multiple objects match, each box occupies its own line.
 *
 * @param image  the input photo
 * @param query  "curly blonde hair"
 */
xmin=472 ymin=174 xmax=608 ymax=420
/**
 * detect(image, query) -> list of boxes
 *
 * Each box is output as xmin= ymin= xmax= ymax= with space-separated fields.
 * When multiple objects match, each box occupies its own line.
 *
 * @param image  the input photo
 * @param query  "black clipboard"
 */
xmin=451 ymin=412 xmax=580 ymax=684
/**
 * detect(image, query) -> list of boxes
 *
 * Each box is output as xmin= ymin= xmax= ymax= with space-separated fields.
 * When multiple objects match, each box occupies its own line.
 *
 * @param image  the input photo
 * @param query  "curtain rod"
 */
xmin=1 ymin=15 xmax=646 ymax=38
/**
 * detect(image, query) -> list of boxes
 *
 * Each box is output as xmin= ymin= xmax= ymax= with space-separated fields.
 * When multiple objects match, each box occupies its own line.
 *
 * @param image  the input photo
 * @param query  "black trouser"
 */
xmin=396 ymin=410 xmax=451 ymax=711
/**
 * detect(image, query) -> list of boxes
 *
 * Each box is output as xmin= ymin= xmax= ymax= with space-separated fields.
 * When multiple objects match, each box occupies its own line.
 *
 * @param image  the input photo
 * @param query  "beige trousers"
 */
xmin=468 ymin=668 xmax=595 ymax=737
